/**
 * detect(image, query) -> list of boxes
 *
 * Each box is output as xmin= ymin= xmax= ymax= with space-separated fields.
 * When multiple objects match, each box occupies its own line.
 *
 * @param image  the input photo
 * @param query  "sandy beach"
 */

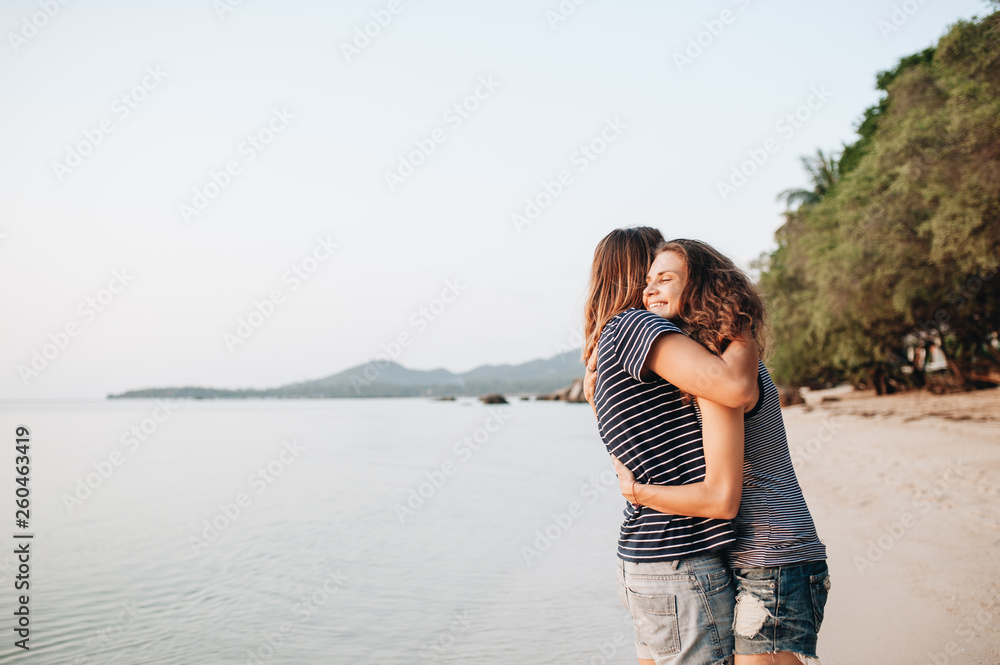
xmin=783 ymin=388 xmax=1000 ymax=664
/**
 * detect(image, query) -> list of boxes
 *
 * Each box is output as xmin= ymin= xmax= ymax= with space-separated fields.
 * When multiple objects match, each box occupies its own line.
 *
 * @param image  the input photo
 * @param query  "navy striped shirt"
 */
xmin=722 ymin=362 xmax=827 ymax=567
xmin=594 ymin=308 xmax=735 ymax=562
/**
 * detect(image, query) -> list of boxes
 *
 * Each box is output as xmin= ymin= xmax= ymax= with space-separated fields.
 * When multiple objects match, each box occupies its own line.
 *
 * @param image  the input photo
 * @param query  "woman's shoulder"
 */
xmin=599 ymin=310 xmax=685 ymax=366
xmin=608 ymin=308 xmax=683 ymax=333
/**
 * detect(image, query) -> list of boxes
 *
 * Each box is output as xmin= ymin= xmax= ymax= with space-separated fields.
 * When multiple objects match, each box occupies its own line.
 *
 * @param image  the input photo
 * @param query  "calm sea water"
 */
xmin=0 ymin=398 xmax=636 ymax=664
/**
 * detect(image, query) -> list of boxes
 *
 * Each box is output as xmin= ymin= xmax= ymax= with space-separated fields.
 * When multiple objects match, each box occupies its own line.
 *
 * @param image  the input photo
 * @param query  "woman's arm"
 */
xmin=613 ymin=397 xmax=744 ymax=520
xmin=642 ymin=332 xmax=758 ymax=409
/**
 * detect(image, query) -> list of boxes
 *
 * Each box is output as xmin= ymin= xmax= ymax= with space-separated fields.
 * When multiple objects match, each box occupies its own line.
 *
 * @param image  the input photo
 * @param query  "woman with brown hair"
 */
xmin=583 ymin=227 xmax=759 ymax=665
xmin=608 ymin=239 xmax=829 ymax=665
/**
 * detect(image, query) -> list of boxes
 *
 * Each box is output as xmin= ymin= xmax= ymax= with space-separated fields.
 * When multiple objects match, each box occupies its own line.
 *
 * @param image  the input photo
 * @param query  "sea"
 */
xmin=0 ymin=398 xmax=636 ymax=664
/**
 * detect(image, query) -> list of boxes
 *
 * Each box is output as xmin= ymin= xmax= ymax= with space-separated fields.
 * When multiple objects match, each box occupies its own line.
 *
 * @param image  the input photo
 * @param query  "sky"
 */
xmin=0 ymin=0 xmax=992 ymax=399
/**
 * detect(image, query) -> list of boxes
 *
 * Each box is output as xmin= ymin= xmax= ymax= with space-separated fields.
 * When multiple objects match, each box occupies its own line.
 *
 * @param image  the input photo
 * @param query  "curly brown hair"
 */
xmin=658 ymin=239 xmax=770 ymax=361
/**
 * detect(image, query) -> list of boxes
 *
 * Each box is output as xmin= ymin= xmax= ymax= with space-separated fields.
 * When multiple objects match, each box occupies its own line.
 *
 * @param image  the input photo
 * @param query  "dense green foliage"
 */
xmin=759 ymin=11 xmax=1000 ymax=392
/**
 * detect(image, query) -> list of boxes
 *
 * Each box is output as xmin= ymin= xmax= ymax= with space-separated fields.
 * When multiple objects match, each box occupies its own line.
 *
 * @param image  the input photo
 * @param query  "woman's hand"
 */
xmin=608 ymin=402 xmax=744 ymax=520
xmin=611 ymin=455 xmax=639 ymax=505
xmin=584 ymin=368 xmax=597 ymax=408
xmin=585 ymin=346 xmax=599 ymax=414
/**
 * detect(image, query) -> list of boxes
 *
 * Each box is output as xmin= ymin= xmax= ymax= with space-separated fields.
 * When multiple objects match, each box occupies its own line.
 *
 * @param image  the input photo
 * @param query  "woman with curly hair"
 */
xmin=584 ymin=228 xmax=761 ymax=665
xmin=604 ymin=239 xmax=830 ymax=665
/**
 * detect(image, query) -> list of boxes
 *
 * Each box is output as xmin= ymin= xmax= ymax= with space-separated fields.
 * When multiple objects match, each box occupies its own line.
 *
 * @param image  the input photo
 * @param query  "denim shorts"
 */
xmin=617 ymin=554 xmax=735 ymax=665
xmin=732 ymin=560 xmax=831 ymax=658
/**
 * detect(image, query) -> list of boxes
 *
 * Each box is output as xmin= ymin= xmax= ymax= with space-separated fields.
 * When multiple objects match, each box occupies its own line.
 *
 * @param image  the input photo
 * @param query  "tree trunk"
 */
xmin=871 ymin=366 xmax=887 ymax=395
xmin=965 ymin=370 xmax=1000 ymax=384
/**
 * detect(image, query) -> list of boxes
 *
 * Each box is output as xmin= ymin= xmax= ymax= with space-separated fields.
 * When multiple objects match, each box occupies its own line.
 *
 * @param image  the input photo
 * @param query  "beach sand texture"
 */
xmin=784 ymin=388 xmax=1000 ymax=664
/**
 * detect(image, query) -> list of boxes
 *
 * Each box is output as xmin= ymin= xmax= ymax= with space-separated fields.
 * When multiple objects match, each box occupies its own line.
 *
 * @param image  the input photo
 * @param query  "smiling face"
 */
xmin=643 ymin=250 xmax=687 ymax=320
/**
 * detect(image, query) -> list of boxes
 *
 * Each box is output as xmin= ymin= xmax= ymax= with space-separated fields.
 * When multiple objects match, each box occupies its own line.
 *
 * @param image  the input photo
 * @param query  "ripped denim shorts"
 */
xmin=732 ymin=560 xmax=831 ymax=659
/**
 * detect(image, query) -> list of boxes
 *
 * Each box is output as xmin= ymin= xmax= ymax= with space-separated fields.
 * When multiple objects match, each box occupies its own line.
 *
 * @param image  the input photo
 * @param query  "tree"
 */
xmin=759 ymin=12 xmax=1000 ymax=391
xmin=776 ymin=149 xmax=840 ymax=211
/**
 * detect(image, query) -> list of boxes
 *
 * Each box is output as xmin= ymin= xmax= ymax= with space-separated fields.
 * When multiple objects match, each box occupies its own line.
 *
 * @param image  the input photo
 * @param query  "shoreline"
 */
xmin=799 ymin=385 xmax=1000 ymax=423
xmin=782 ymin=388 xmax=1000 ymax=664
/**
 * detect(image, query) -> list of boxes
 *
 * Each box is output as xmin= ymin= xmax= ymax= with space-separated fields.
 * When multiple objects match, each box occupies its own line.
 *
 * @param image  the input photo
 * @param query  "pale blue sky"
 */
xmin=0 ymin=0 xmax=991 ymax=398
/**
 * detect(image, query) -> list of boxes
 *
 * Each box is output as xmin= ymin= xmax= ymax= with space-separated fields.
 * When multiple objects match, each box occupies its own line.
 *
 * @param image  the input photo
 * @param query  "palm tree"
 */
xmin=777 ymin=148 xmax=840 ymax=211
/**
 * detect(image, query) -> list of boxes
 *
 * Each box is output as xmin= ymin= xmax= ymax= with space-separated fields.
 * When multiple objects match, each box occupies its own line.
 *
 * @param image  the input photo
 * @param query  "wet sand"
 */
xmin=783 ymin=388 xmax=1000 ymax=664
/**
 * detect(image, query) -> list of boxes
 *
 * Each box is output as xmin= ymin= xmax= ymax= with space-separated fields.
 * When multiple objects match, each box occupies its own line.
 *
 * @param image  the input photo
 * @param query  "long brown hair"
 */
xmin=658 ymin=239 xmax=770 ymax=360
xmin=582 ymin=227 xmax=665 ymax=363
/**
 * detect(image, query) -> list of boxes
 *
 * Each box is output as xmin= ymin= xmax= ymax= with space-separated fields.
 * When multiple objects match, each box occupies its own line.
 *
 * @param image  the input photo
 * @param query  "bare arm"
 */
xmin=643 ymin=332 xmax=758 ymax=409
xmin=612 ymin=398 xmax=744 ymax=520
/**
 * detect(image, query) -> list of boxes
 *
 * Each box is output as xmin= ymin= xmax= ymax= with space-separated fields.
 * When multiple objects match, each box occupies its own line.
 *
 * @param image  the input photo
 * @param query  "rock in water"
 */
xmin=538 ymin=378 xmax=587 ymax=403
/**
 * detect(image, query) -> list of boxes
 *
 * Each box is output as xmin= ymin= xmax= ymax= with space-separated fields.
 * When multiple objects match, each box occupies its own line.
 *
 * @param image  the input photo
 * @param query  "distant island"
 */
xmin=107 ymin=351 xmax=585 ymax=399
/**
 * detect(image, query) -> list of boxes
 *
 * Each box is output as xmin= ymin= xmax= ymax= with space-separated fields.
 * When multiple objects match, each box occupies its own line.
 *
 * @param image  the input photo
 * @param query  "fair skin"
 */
xmin=611 ymin=396 xmax=744 ymax=520
xmin=643 ymin=249 xmax=686 ymax=320
xmin=640 ymin=332 xmax=758 ymax=410
xmin=586 ymin=252 xmax=759 ymax=409
xmin=638 ymin=251 xmax=758 ymax=410
xmin=606 ymin=250 xmax=749 ymax=521
xmin=584 ymin=251 xmax=759 ymax=411
xmin=585 ymin=251 xmax=751 ymax=665
xmin=611 ymin=250 xmax=799 ymax=665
